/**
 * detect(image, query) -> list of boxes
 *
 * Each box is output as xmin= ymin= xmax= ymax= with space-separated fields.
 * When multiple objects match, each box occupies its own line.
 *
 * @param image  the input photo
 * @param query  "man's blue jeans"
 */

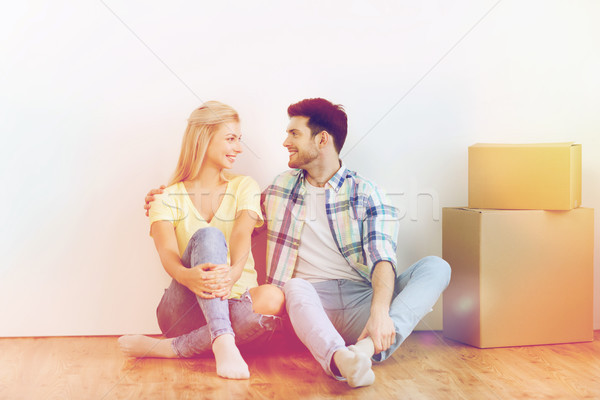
xmin=283 ymin=256 xmax=451 ymax=378
xmin=156 ymin=227 xmax=279 ymax=358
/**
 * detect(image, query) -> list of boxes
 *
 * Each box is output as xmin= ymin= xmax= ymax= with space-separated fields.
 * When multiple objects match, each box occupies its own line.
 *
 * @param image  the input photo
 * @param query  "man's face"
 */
xmin=283 ymin=116 xmax=320 ymax=169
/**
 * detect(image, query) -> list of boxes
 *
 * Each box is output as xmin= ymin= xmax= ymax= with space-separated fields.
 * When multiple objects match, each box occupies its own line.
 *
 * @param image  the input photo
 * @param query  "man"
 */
xmin=261 ymin=98 xmax=450 ymax=387
xmin=145 ymin=98 xmax=451 ymax=388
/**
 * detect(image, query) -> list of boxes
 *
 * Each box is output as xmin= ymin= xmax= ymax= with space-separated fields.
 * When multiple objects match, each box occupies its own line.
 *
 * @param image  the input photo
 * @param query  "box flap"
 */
xmin=470 ymin=142 xmax=576 ymax=148
xmin=445 ymin=207 xmax=482 ymax=214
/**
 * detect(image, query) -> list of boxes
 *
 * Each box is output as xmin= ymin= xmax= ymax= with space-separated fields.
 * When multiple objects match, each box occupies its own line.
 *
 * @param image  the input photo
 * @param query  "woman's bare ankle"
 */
xmin=118 ymin=335 xmax=177 ymax=358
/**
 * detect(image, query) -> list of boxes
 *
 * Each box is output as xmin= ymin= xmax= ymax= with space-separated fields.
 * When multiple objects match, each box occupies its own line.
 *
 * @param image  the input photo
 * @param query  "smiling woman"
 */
xmin=118 ymin=102 xmax=285 ymax=380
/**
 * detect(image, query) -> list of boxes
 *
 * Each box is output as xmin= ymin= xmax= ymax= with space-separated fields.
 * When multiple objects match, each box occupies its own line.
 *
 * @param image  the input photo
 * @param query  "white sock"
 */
xmin=212 ymin=334 xmax=249 ymax=380
xmin=352 ymin=337 xmax=375 ymax=358
xmin=333 ymin=347 xmax=375 ymax=388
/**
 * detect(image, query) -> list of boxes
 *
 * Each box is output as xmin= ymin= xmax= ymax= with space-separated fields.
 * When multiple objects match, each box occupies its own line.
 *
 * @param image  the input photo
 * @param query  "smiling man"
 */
xmin=261 ymin=98 xmax=451 ymax=387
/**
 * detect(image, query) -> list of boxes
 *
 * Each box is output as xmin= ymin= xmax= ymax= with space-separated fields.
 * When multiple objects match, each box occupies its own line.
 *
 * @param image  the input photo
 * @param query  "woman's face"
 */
xmin=204 ymin=121 xmax=243 ymax=170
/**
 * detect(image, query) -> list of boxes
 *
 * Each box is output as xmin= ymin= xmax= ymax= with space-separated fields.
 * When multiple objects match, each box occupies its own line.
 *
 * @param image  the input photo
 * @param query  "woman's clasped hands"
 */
xmin=181 ymin=263 xmax=234 ymax=300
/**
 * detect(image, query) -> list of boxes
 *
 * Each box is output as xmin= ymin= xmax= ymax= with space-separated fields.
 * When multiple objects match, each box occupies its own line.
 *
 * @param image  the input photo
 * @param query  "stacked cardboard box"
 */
xmin=443 ymin=143 xmax=594 ymax=348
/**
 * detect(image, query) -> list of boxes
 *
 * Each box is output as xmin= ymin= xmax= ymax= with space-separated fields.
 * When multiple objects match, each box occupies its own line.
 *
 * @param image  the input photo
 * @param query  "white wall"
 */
xmin=1 ymin=0 xmax=598 ymax=336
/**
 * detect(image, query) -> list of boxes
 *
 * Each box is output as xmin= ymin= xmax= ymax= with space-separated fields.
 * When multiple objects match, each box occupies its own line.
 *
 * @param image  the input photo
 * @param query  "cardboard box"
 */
xmin=442 ymin=207 xmax=593 ymax=348
xmin=468 ymin=143 xmax=582 ymax=210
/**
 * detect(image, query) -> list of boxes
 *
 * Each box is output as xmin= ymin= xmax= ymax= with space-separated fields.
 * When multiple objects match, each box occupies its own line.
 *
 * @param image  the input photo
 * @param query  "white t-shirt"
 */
xmin=293 ymin=180 xmax=363 ymax=283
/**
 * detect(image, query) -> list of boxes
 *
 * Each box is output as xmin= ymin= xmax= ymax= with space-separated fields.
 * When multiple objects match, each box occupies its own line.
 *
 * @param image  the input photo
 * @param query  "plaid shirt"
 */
xmin=262 ymin=164 xmax=399 ymax=287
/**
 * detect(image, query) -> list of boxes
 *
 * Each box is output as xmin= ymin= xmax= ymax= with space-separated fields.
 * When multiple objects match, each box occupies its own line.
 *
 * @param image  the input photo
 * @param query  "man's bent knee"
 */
xmin=423 ymin=255 xmax=451 ymax=286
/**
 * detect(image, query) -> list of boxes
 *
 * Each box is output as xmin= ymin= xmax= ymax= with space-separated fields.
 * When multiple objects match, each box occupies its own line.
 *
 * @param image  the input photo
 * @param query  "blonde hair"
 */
xmin=169 ymin=101 xmax=240 ymax=185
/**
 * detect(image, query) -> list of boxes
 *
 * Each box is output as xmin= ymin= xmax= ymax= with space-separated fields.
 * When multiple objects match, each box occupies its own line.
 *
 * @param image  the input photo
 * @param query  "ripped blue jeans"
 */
xmin=156 ymin=227 xmax=280 ymax=358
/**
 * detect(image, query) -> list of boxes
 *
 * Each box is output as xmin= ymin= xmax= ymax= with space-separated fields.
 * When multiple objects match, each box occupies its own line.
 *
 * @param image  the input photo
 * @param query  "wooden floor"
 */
xmin=1 ymin=331 xmax=599 ymax=400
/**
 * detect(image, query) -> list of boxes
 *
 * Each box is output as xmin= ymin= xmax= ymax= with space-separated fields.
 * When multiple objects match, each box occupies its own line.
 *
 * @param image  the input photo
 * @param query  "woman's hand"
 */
xmin=180 ymin=263 xmax=231 ymax=299
xmin=211 ymin=267 xmax=240 ymax=300
xmin=144 ymin=185 xmax=166 ymax=216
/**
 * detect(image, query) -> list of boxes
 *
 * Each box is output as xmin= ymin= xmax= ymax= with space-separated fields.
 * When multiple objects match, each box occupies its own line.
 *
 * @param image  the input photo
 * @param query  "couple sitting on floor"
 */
xmin=118 ymin=98 xmax=451 ymax=388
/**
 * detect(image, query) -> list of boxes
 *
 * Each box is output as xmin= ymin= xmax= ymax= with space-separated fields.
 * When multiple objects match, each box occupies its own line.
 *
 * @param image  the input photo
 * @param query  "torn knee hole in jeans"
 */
xmin=242 ymin=289 xmax=253 ymax=303
xmin=239 ymin=290 xmax=281 ymax=330
xmin=258 ymin=314 xmax=281 ymax=331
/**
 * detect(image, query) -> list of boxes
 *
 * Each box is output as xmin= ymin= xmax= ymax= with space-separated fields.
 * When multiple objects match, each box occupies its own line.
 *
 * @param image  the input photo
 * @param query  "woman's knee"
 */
xmin=249 ymin=284 xmax=285 ymax=316
xmin=186 ymin=227 xmax=228 ymax=263
xmin=189 ymin=227 xmax=226 ymax=246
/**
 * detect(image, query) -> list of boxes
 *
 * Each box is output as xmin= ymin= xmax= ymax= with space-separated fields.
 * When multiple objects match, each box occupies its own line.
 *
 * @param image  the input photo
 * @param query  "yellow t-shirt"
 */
xmin=149 ymin=175 xmax=264 ymax=299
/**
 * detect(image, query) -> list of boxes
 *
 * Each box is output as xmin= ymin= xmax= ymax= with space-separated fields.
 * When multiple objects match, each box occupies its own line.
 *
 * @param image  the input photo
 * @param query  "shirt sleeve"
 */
xmin=236 ymin=176 xmax=264 ymax=228
xmin=362 ymin=186 xmax=400 ymax=277
xmin=148 ymin=189 xmax=181 ymax=234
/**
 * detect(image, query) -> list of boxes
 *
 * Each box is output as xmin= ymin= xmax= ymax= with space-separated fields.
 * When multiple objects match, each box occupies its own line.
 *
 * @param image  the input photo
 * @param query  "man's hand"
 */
xmin=357 ymin=310 xmax=396 ymax=354
xmin=144 ymin=185 xmax=166 ymax=216
xmin=180 ymin=263 xmax=231 ymax=299
xmin=359 ymin=260 xmax=396 ymax=354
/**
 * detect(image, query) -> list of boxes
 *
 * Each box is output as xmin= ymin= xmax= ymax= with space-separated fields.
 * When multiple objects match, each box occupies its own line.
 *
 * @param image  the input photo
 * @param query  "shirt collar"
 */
xmin=296 ymin=160 xmax=348 ymax=193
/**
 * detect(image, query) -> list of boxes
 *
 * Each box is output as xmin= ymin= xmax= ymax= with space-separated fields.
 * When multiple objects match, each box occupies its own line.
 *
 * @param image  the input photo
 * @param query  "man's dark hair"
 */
xmin=287 ymin=98 xmax=348 ymax=153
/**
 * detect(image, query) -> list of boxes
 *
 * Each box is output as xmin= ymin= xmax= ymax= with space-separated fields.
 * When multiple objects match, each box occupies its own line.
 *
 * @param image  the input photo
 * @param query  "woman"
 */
xmin=119 ymin=101 xmax=285 ymax=380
